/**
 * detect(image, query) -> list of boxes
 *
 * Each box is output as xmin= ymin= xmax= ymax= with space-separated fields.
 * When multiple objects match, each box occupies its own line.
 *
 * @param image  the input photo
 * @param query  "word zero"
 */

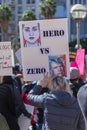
xmin=26 ymin=68 xmax=46 ymax=74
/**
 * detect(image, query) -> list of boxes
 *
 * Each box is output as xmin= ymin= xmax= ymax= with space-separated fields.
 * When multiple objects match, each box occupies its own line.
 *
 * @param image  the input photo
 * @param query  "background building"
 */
xmin=0 ymin=0 xmax=40 ymax=44
xmin=0 ymin=0 xmax=87 ymax=45
xmin=54 ymin=0 xmax=87 ymax=42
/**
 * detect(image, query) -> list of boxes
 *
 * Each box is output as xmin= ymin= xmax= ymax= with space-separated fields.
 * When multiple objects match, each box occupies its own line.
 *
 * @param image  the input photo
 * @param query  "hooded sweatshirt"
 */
xmin=27 ymin=85 xmax=85 ymax=130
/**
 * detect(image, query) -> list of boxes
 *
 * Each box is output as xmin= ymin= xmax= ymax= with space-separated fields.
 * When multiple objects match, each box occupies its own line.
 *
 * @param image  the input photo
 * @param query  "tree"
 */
xmin=39 ymin=0 xmax=56 ymax=19
xmin=21 ymin=10 xmax=36 ymax=21
xmin=69 ymin=38 xmax=87 ymax=54
xmin=0 ymin=4 xmax=12 ymax=40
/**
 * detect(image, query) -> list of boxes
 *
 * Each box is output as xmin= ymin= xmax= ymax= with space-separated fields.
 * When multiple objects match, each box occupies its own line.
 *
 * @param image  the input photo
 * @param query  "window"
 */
xmin=11 ymin=0 xmax=15 ymax=1
xmin=32 ymin=7 xmax=35 ymax=13
xmin=18 ymin=6 xmax=22 ymax=14
xmin=71 ymin=19 xmax=76 ymax=35
xmin=85 ymin=20 xmax=87 ymax=34
xmin=80 ymin=20 xmax=87 ymax=34
xmin=11 ymin=0 xmax=15 ymax=3
xmin=75 ymin=1 xmax=78 ymax=4
xmin=10 ymin=36 xmax=14 ymax=42
xmin=83 ymin=0 xmax=86 ymax=4
xmin=11 ymin=15 xmax=15 ymax=21
xmin=11 ymin=7 xmax=15 ymax=13
xmin=11 ymin=26 xmax=15 ymax=32
xmin=79 ymin=0 xmax=82 ymax=4
xmin=18 ymin=0 xmax=22 ymax=4
xmin=26 ymin=0 xmax=30 ymax=4
xmin=55 ymin=6 xmax=66 ymax=18
xmin=71 ymin=0 xmax=73 ymax=5
xmin=32 ymin=0 xmax=35 ymax=4
xmin=0 ymin=0 xmax=1 ymax=4
xmin=18 ymin=16 xmax=21 ymax=21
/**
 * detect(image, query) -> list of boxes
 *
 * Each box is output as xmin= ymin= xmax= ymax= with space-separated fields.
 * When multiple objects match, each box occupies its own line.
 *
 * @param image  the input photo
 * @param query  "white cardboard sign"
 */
xmin=0 ymin=42 xmax=12 ymax=76
xmin=19 ymin=18 xmax=70 ymax=81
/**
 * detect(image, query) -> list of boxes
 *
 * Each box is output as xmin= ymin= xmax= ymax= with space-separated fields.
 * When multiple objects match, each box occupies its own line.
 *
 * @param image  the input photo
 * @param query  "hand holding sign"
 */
xmin=37 ymin=73 xmax=51 ymax=88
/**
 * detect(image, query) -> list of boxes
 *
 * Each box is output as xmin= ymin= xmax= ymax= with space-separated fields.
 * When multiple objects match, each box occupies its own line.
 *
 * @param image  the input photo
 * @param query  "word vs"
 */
xmin=40 ymin=48 xmax=50 ymax=54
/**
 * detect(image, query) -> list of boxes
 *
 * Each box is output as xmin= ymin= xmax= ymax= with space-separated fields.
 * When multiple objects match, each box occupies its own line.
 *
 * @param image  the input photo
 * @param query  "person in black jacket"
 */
xmin=2 ymin=76 xmax=32 ymax=119
xmin=0 ymin=113 xmax=10 ymax=130
xmin=13 ymin=64 xmax=22 ymax=94
xmin=0 ymin=76 xmax=20 ymax=130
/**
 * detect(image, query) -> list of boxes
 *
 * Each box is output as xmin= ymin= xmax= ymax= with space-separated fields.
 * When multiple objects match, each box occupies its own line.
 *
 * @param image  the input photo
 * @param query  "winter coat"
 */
xmin=27 ymin=85 xmax=85 ymax=130
xmin=77 ymin=84 xmax=87 ymax=130
xmin=0 ymin=83 xmax=20 ymax=130
xmin=3 ymin=76 xmax=31 ymax=119
xmin=69 ymin=82 xmax=80 ymax=98
xmin=11 ymin=83 xmax=31 ymax=118
xmin=0 ymin=113 xmax=10 ymax=130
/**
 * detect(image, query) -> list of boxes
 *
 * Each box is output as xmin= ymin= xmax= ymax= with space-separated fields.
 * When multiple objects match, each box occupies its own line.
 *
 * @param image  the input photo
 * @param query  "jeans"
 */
xmin=36 ymin=123 xmax=42 ymax=130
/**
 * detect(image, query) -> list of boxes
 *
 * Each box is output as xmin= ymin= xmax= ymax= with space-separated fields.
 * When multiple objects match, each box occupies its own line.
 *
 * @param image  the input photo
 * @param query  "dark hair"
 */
xmin=13 ymin=64 xmax=20 ymax=75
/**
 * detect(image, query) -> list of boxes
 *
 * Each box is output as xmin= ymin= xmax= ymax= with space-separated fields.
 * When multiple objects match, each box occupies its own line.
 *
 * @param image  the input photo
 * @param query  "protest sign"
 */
xmin=75 ymin=49 xmax=85 ymax=76
xmin=19 ymin=18 xmax=70 ymax=81
xmin=11 ymin=49 xmax=15 ymax=67
xmin=0 ymin=42 xmax=12 ymax=76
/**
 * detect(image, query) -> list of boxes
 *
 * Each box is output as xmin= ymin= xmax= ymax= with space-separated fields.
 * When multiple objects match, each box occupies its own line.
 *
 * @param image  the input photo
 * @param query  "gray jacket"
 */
xmin=27 ymin=85 xmax=85 ymax=130
xmin=77 ymin=85 xmax=87 ymax=130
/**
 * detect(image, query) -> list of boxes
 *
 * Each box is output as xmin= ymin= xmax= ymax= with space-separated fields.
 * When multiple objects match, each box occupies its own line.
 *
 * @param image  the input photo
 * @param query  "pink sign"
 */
xmin=75 ymin=49 xmax=85 ymax=76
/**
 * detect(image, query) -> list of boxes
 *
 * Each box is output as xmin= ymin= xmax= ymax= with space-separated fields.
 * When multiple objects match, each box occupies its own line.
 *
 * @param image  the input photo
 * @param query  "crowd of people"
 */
xmin=0 ymin=63 xmax=87 ymax=130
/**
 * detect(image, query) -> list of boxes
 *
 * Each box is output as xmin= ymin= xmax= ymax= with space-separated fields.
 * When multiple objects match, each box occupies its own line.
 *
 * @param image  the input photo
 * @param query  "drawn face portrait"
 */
xmin=22 ymin=23 xmax=40 ymax=45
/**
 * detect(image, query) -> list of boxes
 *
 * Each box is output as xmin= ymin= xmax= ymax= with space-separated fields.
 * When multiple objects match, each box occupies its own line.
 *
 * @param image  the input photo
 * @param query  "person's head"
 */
xmin=22 ymin=23 xmax=40 ymax=44
xmin=49 ymin=76 xmax=72 ymax=95
xmin=70 ymin=67 xmax=80 ymax=83
xmin=13 ymin=64 xmax=22 ymax=75
xmin=49 ymin=56 xmax=66 ymax=77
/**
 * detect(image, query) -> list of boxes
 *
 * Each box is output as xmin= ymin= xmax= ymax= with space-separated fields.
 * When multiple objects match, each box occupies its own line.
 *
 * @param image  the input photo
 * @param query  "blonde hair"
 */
xmin=49 ymin=76 xmax=72 ymax=96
